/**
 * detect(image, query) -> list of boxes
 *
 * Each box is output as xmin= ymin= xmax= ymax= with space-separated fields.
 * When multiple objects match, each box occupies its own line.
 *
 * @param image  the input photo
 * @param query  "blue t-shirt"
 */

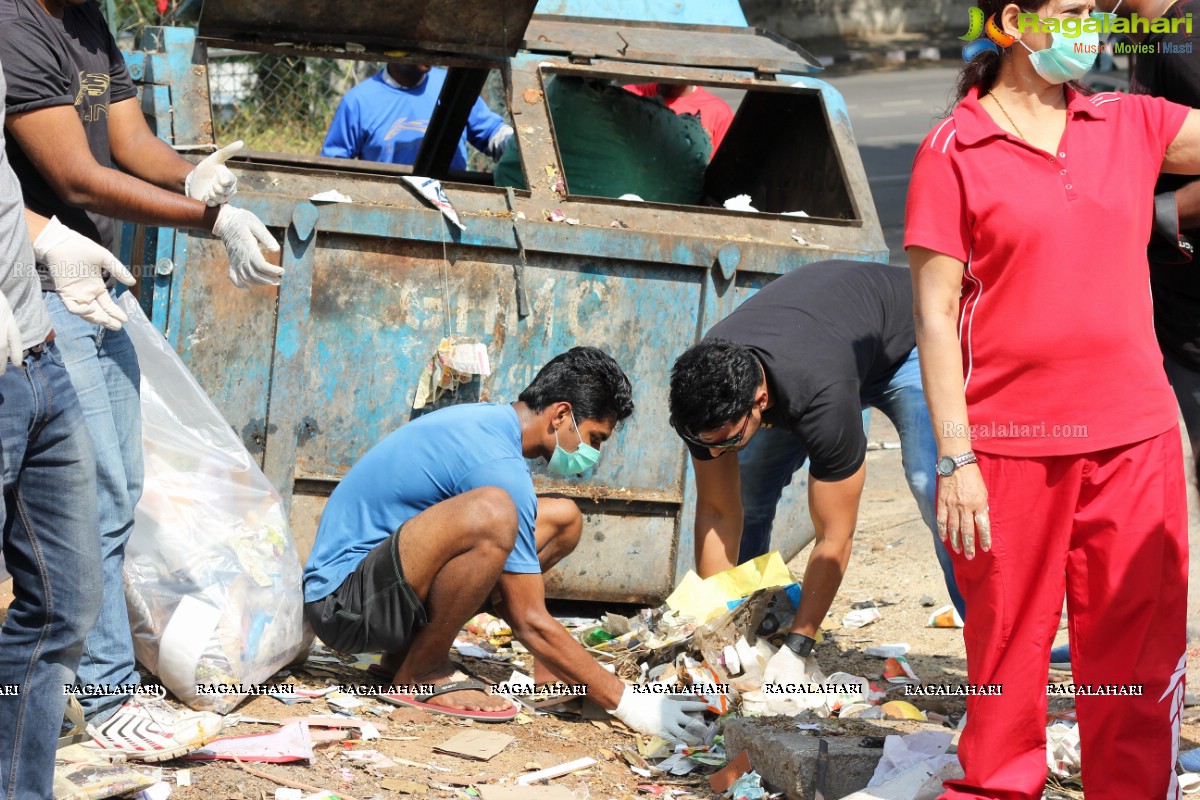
xmin=321 ymin=67 xmax=505 ymax=170
xmin=304 ymin=403 xmax=540 ymax=603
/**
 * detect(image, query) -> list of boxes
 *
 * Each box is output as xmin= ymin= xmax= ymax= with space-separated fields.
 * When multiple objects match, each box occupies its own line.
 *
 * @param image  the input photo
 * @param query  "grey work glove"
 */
xmin=33 ymin=215 xmax=136 ymax=331
xmin=212 ymin=204 xmax=283 ymax=289
xmin=0 ymin=290 xmax=22 ymax=374
xmin=610 ymin=685 xmax=709 ymax=743
xmin=185 ymin=141 xmax=242 ymax=207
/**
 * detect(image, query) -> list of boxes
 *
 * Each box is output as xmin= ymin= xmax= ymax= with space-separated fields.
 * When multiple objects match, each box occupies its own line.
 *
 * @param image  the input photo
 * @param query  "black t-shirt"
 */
xmin=1130 ymin=0 xmax=1200 ymax=370
xmin=686 ymin=260 xmax=916 ymax=481
xmin=0 ymin=0 xmax=136 ymax=251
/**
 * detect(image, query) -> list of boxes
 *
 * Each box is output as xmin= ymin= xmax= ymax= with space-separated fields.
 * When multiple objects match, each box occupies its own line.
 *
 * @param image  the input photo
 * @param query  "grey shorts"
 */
xmin=305 ymin=525 xmax=428 ymax=654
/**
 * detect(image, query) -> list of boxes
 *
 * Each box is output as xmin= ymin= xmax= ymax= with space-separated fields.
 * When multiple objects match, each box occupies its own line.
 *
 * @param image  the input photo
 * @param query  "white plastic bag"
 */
xmin=118 ymin=294 xmax=312 ymax=713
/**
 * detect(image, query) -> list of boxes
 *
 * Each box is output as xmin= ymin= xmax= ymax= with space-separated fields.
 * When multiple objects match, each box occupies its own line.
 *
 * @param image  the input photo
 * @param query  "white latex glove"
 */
xmin=762 ymin=645 xmax=820 ymax=692
xmin=185 ymin=140 xmax=242 ymax=207
xmin=212 ymin=205 xmax=283 ymax=289
xmin=610 ymin=686 xmax=709 ymax=743
xmin=0 ymin=290 xmax=22 ymax=375
xmin=33 ymin=216 xmax=136 ymax=331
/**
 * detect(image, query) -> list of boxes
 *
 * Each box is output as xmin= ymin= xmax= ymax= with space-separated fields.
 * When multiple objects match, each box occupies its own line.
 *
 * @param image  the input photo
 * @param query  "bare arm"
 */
xmin=1172 ymin=180 xmax=1200 ymax=229
xmin=786 ymin=464 xmax=866 ymax=638
xmin=1163 ymin=109 xmax=1200 ymax=174
xmin=495 ymin=572 xmax=625 ymax=709
xmin=909 ymin=246 xmax=989 ymax=558
xmin=107 ymin=97 xmax=193 ymax=192
xmin=692 ymin=452 xmax=743 ymax=578
xmin=6 ymin=105 xmax=218 ymax=232
xmin=23 ymin=208 xmax=49 ymax=242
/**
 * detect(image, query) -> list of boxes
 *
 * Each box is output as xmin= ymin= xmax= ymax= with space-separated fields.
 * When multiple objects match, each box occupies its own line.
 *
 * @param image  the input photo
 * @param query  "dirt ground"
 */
xmin=6 ymin=411 xmax=1200 ymax=799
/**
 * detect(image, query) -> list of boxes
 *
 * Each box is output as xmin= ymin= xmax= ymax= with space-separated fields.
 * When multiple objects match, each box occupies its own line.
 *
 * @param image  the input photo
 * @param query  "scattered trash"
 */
xmin=135 ymin=782 xmax=172 ymax=800
xmin=864 ymin=644 xmax=910 ymax=658
xmin=667 ymin=552 xmax=793 ymax=624
xmin=1046 ymin=720 xmax=1081 ymax=779
xmin=741 ymin=690 xmax=768 ymax=717
xmin=308 ymin=189 xmax=352 ymax=203
xmin=516 ymin=756 xmax=597 ymax=785
xmin=709 ymin=750 xmax=752 ymax=794
xmin=728 ymin=770 xmax=767 ymax=799
xmin=435 ymin=730 xmax=515 ymax=761
xmin=724 ymin=195 xmax=758 ymax=212
xmin=880 ymin=701 xmax=926 ymax=721
xmin=546 ymin=209 xmax=567 ymax=222
xmin=341 ymin=749 xmax=397 ymax=769
xmin=882 ymin=656 xmax=921 ymax=685
xmin=53 ymin=746 xmax=161 ymax=800
xmin=183 ymin=721 xmax=314 ymax=763
xmin=413 ymin=337 xmax=492 ymax=410
xmin=927 ymin=606 xmax=964 ymax=629
xmin=842 ymin=604 xmax=882 ymax=629
xmin=866 ymin=731 xmax=959 ymax=790
xmin=401 ymin=175 xmax=465 ymax=230
xmin=280 ymin=715 xmax=380 ymax=741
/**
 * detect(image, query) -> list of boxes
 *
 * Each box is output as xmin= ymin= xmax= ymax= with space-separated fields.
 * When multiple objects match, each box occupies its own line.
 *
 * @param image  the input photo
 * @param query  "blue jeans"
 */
xmin=1163 ymin=351 xmax=1200 ymax=464
xmin=737 ymin=346 xmax=966 ymax=619
xmin=0 ymin=342 xmax=101 ymax=800
xmin=44 ymin=292 xmax=144 ymax=721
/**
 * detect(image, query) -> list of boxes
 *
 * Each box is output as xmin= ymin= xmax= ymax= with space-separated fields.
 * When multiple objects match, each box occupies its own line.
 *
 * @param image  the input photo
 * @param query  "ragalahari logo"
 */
xmin=961 ymin=8 xmax=1017 ymax=61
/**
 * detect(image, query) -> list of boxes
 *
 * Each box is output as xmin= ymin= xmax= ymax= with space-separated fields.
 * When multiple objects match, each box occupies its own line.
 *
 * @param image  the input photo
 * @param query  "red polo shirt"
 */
xmin=904 ymin=87 xmax=1190 ymax=456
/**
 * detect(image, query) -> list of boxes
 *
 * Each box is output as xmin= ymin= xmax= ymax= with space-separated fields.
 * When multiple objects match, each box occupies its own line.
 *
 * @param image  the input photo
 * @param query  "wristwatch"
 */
xmin=936 ymin=451 xmax=977 ymax=477
xmin=784 ymin=632 xmax=816 ymax=658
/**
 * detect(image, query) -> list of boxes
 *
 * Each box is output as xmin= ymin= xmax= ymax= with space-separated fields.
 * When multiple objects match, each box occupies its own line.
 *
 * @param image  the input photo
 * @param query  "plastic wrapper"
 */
xmin=117 ymin=294 xmax=313 ymax=713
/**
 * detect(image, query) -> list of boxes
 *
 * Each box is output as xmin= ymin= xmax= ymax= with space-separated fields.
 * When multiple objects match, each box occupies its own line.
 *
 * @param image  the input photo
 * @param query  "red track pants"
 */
xmin=940 ymin=428 xmax=1189 ymax=800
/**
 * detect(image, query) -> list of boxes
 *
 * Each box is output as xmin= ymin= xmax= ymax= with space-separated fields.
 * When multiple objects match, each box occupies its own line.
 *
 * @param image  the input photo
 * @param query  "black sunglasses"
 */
xmin=678 ymin=412 xmax=752 ymax=451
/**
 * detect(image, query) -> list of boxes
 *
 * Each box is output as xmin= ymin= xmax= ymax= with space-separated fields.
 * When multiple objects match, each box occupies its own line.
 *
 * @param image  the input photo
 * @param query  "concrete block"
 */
xmin=724 ymin=717 xmax=882 ymax=800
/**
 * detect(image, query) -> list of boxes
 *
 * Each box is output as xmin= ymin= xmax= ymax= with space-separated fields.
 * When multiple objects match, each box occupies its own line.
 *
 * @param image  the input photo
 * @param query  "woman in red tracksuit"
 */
xmin=905 ymin=0 xmax=1200 ymax=797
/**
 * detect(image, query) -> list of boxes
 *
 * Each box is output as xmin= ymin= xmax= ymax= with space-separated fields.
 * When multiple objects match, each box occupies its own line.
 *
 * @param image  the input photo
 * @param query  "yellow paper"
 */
xmin=665 ymin=551 xmax=794 ymax=623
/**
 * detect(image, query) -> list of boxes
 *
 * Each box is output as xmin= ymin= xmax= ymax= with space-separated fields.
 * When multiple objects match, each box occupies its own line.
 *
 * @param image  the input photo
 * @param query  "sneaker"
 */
xmin=1049 ymin=644 xmax=1072 ymax=672
xmin=82 ymin=698 xmax=225 ymax=762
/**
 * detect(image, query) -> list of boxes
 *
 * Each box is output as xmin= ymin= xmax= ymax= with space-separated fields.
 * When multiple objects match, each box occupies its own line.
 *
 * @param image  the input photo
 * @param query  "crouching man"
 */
xmin=304 ymin=347 xmax=706 ymax=741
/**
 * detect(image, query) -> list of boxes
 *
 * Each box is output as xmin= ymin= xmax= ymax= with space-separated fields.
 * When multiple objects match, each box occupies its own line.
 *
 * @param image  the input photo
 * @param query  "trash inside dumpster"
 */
xmin=119 ymin=0 xmax=887 ymax=604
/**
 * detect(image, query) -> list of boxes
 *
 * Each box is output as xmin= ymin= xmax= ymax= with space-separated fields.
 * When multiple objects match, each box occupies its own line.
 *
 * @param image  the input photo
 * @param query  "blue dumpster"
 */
xmin=120 ymin=1 xmax=887 ymax=603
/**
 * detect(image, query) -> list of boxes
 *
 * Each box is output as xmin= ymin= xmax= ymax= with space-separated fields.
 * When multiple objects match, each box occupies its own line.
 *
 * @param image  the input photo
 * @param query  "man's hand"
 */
xmin=185 ymin=141 xmax=242 ymax=207
xmin=762 ymin=645 xmax=820 ymax=689
xmin=33 ymin=216 xmax=136 ymax=331
xmin=212 ymin=205 xmax=284 ymax=289
xmin=610 ymin=686 xmax=709 ymax=743
xmin=0 ymin=291 xmax=23 ymax=375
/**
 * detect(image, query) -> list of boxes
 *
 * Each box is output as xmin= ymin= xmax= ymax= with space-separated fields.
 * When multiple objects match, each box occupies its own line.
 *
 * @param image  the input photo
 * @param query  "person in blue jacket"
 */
xmin=322 ymin=64 xmax=513 ymax=170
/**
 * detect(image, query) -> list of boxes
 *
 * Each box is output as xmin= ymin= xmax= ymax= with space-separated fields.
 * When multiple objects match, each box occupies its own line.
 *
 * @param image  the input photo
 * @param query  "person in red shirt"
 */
xmin=905 ymin=0 xmax=1200 ymax=797
xmin=625 ymin=83 xmax=734 ymax=154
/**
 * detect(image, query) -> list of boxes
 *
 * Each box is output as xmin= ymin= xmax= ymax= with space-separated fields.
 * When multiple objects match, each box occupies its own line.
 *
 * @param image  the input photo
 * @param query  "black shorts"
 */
xmin=305 ymin=526 xmax=428 ymax=655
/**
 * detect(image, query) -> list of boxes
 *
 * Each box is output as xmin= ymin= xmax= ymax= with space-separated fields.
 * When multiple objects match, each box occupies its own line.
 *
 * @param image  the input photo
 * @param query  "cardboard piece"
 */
xmin=380 ymin=778 xmax=426 ymax=794
xmin=479 ymin=787 xmax=576 ymax=800
xmin=434 ymin=730 xmax=515 ymax=761
xmin=709 ymin=750 xmax=752 ymax=794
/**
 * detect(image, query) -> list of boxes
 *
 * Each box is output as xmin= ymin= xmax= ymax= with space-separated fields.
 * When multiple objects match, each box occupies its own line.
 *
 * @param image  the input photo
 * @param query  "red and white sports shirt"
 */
xmin=905 ymin=85 xmax=1191 ymax=456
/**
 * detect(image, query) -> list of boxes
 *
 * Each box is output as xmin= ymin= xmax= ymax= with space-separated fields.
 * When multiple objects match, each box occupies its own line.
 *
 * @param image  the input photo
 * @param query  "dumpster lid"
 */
xmin=523 ymin=16 xmax=822 ymax=73
xmin=198 ymin=0 xmax=539 ymax=63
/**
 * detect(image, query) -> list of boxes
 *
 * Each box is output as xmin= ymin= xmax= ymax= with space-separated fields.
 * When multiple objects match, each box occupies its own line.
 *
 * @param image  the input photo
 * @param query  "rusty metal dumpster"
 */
xmin=119 ymin=0 xmax=888 ymax=604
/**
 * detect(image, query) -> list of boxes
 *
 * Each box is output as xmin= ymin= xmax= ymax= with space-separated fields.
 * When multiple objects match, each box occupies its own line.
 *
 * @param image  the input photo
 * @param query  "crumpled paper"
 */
xmin=413 ymin=337 xmax=491 ymax=410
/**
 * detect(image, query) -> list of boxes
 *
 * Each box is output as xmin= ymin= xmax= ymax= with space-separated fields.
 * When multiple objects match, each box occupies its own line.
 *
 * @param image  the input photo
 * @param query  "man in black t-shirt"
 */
xmin=669 ymin=260 xmax=962 ymax=689
xmin=0 ymin=0 xmax=284 ymax=762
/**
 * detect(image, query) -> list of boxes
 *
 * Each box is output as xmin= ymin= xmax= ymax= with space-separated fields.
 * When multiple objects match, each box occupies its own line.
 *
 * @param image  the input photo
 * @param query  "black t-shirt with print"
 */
xmin=1130 ymin=0 xmax=1200 ymax=370
xmin=685 ymin=260 xmax=916 ymax=482
xmin=0 ymin=0 xmax=137 ymax=251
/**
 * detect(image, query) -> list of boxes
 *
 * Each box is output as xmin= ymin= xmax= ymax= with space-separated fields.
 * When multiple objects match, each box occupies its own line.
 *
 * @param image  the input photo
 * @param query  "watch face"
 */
xmin=936 ymin=456 xmax=956 ymax=476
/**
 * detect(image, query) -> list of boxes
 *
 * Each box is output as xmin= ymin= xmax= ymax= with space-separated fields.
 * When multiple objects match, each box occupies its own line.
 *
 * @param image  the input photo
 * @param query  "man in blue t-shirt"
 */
xmin=321 ymin=64 xmax=513 ymax=169
xmin=305 ymin=348 xmax=705 ymax=742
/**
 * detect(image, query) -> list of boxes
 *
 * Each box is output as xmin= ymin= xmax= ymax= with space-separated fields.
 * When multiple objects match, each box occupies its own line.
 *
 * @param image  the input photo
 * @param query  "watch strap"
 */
xmin=784 ymin=632 xmax=816 ymax=658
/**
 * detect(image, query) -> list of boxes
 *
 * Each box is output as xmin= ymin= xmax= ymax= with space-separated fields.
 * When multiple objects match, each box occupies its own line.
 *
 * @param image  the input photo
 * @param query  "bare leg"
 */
xmin=389 ymin=487 xmax=518 ymax=712
xmin=497 ymin=497 xmax=582 ymax=687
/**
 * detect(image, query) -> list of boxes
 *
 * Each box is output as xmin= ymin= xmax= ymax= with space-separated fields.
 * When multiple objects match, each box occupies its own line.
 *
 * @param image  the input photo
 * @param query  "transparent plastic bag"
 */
xmin=117 ymin=294 xmax=313 ymax=713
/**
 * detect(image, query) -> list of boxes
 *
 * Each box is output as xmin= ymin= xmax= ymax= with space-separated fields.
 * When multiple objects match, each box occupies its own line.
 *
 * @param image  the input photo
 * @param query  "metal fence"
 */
xmin=207 ymin=52 xmax=382 ymax=155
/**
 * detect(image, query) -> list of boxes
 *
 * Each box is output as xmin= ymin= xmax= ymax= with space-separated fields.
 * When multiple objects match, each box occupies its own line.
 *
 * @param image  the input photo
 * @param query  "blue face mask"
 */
xmin=1020 ymin=16 xmax=1102 ymax=84
xmin=547 ymin=412 xmax=600 ymax=478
